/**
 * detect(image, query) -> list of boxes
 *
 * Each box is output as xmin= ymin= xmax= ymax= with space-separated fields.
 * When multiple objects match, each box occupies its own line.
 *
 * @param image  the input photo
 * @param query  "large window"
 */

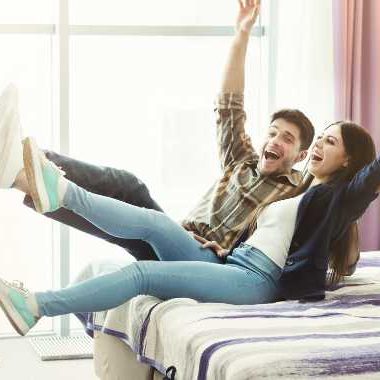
xmin=0 ymin=0 xmax=334 ymax=337
xmin=67 ymin=2 xmax=268 ymax=330
xmin=0 ymin=0 xmax=268 ymax=336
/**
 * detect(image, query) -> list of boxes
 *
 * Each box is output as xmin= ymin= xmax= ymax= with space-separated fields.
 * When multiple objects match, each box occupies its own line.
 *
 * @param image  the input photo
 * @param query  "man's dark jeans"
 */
xmin=23 ymin=151 xmax=162 ymax=261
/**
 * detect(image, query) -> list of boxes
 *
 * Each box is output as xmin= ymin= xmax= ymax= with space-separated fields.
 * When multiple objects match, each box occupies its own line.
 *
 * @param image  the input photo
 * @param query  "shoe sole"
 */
xmin=23 ymin=137 xmax=50 ymax=213
xmin=0 ymin=284 xmax=29 ymax=336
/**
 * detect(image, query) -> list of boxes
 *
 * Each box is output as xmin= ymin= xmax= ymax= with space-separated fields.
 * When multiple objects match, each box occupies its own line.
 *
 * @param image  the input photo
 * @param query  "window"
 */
xmin=269 ymin=0 xmax=334 ymax=134
xmin=0 ymin=0 xmax=54 ymax=24
xmin=68 ymin=1 xmax=268 ymax=330
xmin=0 ymin=4 xmax=54 ymax=336
xmin=0 ymin=0 xmax=269 ymax=336
xmin=70 ymin=0 xmax=237 ymax=25
xmin=3 ymin=0 xmax=333 ymax=336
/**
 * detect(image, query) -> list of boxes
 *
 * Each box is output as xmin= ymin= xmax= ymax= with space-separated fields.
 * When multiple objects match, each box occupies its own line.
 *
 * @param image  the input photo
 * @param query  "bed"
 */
xmin=74 ymin=251 xmax=380 ymax=379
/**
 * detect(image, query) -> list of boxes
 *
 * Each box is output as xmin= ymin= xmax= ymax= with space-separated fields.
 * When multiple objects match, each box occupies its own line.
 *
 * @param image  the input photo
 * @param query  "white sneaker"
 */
xmin=23 ymin=137 xmax=66 ymax=213
xmin=0 ymin=84 xmax=23 ymax=188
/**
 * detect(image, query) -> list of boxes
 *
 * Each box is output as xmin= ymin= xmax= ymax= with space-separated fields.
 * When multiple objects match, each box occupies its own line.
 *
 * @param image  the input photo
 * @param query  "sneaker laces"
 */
xmin=3 ymin=279 xmax=29 ymax=296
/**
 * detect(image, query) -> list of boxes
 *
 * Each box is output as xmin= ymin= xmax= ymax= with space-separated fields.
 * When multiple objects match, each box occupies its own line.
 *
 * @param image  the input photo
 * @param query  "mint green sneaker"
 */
xmin=23 ymin=137 xmax=66 ymax=213
xmin=0 ymin=279 xmax=39 ymax=336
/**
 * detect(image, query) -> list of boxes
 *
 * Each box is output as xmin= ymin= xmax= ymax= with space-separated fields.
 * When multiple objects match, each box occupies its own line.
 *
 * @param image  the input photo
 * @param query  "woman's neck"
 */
xmin=310 ymin=177 xmax=327 ymax=187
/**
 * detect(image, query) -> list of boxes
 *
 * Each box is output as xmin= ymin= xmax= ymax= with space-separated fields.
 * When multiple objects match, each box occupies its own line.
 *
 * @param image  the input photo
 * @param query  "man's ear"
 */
xmin=296 ymin=150 xmax=308 ymax=163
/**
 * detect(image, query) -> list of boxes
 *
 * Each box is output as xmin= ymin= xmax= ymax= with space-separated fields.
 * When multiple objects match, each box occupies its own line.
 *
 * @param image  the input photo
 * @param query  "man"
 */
xmin=0 ymin=0 xmax=314 ymax=261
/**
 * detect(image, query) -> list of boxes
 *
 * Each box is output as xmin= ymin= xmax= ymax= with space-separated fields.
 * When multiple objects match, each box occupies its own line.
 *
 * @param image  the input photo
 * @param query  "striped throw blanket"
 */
xmin=76 ymin=252 xmax=380 ymax=379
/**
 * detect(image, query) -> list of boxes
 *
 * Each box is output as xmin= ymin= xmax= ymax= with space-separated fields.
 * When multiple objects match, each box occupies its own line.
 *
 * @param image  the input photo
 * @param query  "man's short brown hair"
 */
xmin=271 ymin=109 xmax=315 ymax=150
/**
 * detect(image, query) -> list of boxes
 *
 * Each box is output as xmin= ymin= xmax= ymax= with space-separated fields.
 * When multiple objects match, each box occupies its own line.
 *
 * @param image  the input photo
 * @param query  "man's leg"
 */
xmin=23 ymin=151 xmax=162 ymax=261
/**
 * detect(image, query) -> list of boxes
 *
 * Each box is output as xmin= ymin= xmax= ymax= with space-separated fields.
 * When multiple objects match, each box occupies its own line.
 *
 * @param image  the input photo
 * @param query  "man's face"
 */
xmin=258 ymin=118 xmax=305 ymax=176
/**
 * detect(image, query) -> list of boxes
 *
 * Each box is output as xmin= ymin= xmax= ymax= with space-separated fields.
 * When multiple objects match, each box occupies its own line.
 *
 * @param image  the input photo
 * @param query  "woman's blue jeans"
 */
xmin=36 ymin=183 xmax=282 ymax=317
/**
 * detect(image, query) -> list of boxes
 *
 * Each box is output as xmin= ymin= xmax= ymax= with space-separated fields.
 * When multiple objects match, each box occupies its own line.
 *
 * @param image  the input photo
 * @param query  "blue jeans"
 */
xmin=36 ymin=183 xmax=282 ymax=316
xmin=24 ymin=150 xmax=163 ymax=261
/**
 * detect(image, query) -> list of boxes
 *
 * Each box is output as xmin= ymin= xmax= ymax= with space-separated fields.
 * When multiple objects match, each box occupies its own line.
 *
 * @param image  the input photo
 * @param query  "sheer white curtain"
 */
xmin=269 ymin=0 xmax=334 ymax=138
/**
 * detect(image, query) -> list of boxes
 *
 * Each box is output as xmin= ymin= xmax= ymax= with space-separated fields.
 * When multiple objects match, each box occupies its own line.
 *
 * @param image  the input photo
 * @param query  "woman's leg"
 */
xmin=21 ymin=151 xmax=163 ymax=261
xmin=61 ymin=181 xmax=222 ymax=263
xmin=23 ymin=138 xmax=221 ymax=264
xmin=0 ymin=251 xmax=281 ymax=335
xmin=36 ymin=260 xmax=279 ymax=317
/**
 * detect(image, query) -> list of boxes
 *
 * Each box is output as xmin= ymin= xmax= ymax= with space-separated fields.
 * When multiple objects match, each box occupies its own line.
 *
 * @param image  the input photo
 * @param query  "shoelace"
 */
xmin=3 ymin=279 xmax=29 ymax=296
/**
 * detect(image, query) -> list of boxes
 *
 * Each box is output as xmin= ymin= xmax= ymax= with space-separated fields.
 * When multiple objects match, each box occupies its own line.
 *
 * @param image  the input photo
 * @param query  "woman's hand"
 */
xmin=189 ymin=232 xmax=230 ymax=258
xmin=201 ymin=240 xmax=230 ymax=258
xmin=236 ymin=0 xmax=261 ymax=34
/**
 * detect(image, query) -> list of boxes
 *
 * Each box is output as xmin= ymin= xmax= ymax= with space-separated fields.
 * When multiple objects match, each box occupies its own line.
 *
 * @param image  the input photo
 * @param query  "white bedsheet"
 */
xmin=74 ymin=252 xmax=380 ymax=380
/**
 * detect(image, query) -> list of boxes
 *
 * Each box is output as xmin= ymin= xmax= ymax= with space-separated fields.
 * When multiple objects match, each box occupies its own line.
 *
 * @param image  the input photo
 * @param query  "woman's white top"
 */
xmin=246 ymin=193 xmax=304 ymax=268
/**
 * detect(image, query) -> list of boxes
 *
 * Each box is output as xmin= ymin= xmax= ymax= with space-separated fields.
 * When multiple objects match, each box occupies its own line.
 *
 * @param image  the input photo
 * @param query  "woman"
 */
xmin=0 ymin=121 xmax=378 ymax=336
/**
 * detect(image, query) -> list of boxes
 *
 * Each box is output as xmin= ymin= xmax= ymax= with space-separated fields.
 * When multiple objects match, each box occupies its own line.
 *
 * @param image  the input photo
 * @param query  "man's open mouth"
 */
xmin=264 ymin=150 xmax=281 ymax=161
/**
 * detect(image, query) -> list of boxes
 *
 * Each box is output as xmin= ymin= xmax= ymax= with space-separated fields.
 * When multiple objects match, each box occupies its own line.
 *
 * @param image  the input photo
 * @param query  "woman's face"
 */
xmin=308 ymin=124 xmax=349 ymax=182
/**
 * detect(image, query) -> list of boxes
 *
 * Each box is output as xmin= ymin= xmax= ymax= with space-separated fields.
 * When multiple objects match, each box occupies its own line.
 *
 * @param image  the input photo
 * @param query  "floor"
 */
xmin=0 ymin=337 xmax=98 ymax=380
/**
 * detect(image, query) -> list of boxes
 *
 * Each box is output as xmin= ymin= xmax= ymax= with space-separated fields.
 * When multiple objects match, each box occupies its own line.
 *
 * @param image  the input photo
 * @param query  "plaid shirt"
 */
xmin=181 ymin=93 xmax=303 ymax=250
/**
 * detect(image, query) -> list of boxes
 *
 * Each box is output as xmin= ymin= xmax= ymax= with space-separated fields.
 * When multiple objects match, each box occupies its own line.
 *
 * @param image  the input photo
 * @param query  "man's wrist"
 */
xmin=233 ymin=29 xmax=251 ymax=46
xmin=236 ymin=26 xmax=252 ymax=37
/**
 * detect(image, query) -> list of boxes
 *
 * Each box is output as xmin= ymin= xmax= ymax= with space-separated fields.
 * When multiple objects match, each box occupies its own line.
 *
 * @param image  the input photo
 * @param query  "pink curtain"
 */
xmin=333 ymin=0 xmax=380 ymax=251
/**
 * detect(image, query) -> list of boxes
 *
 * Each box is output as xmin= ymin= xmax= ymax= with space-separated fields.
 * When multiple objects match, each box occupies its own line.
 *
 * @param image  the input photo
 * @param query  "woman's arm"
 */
xmin=342 ymin=156 xmax=380 ymax=218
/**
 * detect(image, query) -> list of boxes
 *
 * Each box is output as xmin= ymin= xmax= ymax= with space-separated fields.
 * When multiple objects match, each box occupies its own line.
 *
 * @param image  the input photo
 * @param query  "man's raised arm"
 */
xmin=216 ymin=0 xmax=261 ymax=171
xmin=220 ymin=0 xmax=260 ymax=93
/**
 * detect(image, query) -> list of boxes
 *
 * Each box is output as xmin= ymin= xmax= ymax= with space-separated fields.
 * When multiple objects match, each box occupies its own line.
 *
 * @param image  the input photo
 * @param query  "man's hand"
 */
xmin=236 ymin=0 xmax=261 ymax=34
xmin=189 ymin=232 xmax=230 ymax=258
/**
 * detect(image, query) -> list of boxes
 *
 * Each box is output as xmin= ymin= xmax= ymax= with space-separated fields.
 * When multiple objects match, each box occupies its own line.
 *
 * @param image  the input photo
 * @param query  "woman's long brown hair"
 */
xmin=327 ymin=122 xmax=376 ymax=283
xmin=250 ymin=121 xmax=376 ymax=284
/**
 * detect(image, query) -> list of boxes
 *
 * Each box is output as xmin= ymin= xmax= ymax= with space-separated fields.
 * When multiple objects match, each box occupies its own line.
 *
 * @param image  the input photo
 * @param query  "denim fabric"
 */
xmin=36 ymin=183 xmax=281 ymax=316
xmin=23 ymin=151 xmax=163 ymax=260
xmin=62 ymin=182 xmax=223 ymax=264
xmin=226 ymin=243 xmax=282 ymax=285
xmin=37 ymin=254 xmax=281 ymax=316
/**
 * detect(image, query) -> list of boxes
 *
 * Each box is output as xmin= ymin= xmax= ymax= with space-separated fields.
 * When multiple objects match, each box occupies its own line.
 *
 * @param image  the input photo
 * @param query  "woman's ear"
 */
xmin=342 ymin=157 xmax=349 ymax=168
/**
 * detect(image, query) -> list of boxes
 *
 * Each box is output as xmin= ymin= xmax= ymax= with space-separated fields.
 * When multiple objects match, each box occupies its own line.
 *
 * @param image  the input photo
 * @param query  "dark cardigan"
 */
xmin=279 ymin=156 xmax=380 ymax=301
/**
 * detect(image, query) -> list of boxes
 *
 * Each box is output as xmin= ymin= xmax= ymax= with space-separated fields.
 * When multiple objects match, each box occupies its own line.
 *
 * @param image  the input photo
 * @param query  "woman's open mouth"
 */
xmin=311 ymin=153 xmax=323 ymax=162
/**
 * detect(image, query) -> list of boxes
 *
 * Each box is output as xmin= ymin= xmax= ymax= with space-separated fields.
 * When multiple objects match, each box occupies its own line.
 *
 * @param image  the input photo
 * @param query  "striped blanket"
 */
xmin=76 ymin=252 xmax=380 ymax=379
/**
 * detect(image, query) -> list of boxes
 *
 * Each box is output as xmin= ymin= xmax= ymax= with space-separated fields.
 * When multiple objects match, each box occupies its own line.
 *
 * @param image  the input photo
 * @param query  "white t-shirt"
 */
xmin=246 ymin=193 xmax=304 ymax=268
